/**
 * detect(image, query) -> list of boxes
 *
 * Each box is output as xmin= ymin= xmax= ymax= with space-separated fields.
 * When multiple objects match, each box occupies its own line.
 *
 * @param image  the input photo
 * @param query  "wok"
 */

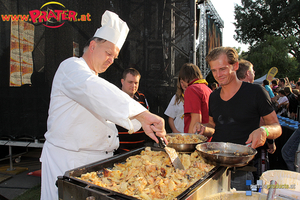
xmin=196 ymin=142 xmax=257 ymax=167
xmin=166 ymin=133 xmax=208 ymax=152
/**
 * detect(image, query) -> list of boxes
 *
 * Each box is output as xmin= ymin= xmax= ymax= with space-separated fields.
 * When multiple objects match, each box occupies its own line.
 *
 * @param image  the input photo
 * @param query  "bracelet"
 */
xmin=260 ymin=126 xmax=269 ymax=137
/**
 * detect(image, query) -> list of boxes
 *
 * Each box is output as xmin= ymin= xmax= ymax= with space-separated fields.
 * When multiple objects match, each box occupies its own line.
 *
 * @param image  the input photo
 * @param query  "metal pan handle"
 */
xmin=156 ymin=136 xmax=167 ymax=148
xmin=245 ymin=143 xmax=252 ymax=147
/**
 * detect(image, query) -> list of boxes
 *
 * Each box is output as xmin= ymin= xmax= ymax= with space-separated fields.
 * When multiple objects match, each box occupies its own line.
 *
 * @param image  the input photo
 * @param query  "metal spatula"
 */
xmin=157 ymin=137 xmax=185 ymax=170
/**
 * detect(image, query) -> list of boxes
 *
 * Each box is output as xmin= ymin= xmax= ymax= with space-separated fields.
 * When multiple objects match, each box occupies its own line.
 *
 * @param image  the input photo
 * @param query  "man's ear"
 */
xmin=121 ymin=79 xmax=124 ymax=85
xmin=246 ymin=70 xmax=251 ymax=77
xmin=89 ymin=40 xmax=96 ymax=51
xmin=233 ymin=62 xmax=239 ymax=71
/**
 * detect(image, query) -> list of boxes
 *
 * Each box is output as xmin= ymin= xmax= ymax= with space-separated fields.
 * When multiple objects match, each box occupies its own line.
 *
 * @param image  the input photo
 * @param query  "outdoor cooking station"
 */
xmin=57 ymin=147 xmax=230 ymax=200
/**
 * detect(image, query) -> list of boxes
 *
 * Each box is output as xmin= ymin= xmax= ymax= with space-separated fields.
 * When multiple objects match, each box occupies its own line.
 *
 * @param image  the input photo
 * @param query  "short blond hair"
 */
xmin=206 ymin=47 xmax=239 ymax=65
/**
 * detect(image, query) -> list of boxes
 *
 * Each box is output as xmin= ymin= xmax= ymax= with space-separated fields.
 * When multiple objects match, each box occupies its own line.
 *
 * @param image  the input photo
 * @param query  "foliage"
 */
xmin=242 ymin=35 xmax=299 ymax=80
xmin=234 ymin=0 xmax=300 ymax=61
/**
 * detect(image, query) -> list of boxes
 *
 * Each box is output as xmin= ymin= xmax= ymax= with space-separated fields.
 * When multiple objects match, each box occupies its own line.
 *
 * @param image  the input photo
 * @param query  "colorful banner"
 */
xmin=207 ymin=15 xmax=222 ymax=54
xmin=10 ymin=20 xmax=34 ymax=86
xmin=266 ymin=67 xmax=278 ymax=82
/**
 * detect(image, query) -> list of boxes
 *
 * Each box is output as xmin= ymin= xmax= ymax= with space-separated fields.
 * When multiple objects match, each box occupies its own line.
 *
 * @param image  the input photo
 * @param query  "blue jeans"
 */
xmin=281 ymin=127 xmax=300 ymax=171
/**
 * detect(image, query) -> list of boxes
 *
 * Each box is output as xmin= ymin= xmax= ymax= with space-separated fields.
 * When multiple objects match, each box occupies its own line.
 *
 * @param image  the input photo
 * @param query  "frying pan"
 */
xmin=196 ymin=142 xmax=257 ymax=167
xmin=166 ymin=133 xmax=208 ymax=152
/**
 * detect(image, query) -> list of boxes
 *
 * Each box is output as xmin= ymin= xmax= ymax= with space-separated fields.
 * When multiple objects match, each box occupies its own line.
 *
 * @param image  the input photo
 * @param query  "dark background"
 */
xmin=0 ymin=0 xmax=198 ymax=140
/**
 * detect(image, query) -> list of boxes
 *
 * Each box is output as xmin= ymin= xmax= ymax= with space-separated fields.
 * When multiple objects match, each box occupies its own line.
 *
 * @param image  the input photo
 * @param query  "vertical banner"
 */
xmin=10 ymin=21 xmax=34 ymax=86
xmin=207 ymin=15 xmax=222 ymax=54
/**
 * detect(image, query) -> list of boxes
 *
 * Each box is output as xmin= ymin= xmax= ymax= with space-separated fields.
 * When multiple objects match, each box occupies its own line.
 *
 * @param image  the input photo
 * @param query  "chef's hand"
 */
xmin=267 ymin=141 xmax=276 ymax=154
xmin=133 ymin=111 xmax=167 ymax=144
xmin=245 ymin=127 xmax=267 ymax=149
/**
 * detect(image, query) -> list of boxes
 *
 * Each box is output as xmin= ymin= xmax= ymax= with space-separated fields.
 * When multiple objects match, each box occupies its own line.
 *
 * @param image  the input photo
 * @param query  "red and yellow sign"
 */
xmin=266 ymin=67 xmax=278 ymax=82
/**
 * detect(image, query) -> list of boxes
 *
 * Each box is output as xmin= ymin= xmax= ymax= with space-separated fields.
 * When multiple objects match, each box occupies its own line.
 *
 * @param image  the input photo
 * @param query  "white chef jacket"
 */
xmin=40 ymin=57 xmax=147 ymax=200
xmin=44 ymin=57 xmax=146 ymax=152
xmin=164 ymin=95 xmax=184 ymax=133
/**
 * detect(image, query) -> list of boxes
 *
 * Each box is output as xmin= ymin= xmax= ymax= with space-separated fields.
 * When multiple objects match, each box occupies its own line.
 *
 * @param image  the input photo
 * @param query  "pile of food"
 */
xmin=166 ymin=134 xmax=206 ymax=144
xmin=76 ymin=147 xmax=214 ymax=200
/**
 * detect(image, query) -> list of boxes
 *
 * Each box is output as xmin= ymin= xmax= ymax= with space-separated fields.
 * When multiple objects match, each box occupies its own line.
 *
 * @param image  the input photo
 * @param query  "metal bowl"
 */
xmin=196 ymin=142 xmax=257 ymax=167
xmin=166 ymin=133 xmax=208 ymax=152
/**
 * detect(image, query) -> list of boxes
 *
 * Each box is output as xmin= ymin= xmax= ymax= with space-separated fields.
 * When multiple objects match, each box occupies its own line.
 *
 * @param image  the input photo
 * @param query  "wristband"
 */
xmin=260 ymin=126 xmax=269 ymax=137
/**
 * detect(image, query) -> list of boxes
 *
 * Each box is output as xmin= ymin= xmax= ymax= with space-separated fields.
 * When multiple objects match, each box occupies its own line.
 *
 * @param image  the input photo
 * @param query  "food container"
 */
xmin=196 ymin=142 xmax=257 ymax=167
xmin=57 ymin=147 xmax=230 ymax=200
xmin=166 ymin=133 xmax=208 ymax=152
xmin=260 ymin=170 xmax=300 ymax=199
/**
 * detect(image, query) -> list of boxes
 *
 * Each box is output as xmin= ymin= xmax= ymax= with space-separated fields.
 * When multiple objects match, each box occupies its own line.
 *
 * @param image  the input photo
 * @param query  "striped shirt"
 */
xmin=115 ymin=91 xmax=149 ymax=154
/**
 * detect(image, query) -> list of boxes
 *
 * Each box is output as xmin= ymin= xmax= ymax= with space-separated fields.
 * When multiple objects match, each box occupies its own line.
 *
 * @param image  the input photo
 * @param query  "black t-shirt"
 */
xmin=286 ymin=93 xmax=298 ymax=113
xmin=209 ymin=82 xmax=274 ymax=145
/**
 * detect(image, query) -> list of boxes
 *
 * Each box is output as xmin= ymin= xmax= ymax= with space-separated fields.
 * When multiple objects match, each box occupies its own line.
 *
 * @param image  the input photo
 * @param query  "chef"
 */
xmin=40 ymin=10 xmax=167 ymax=200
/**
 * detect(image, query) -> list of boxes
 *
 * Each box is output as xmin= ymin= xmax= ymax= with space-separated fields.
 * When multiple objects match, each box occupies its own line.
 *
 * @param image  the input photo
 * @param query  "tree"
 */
xmin=234 ymin=0 xmax=300 ymax=63
xmin=242 ymin=35 xmax=299 ymax=81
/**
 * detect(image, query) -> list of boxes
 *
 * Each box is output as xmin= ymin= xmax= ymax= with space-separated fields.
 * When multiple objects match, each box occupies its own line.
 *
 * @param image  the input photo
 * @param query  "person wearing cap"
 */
xmin=40 ymin=10 xmax=167 ymax=200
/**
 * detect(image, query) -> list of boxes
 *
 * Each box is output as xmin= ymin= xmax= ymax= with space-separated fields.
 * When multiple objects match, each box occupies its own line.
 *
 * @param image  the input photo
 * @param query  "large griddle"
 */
xmin=57 ymin=147 xmax=226 ymax=200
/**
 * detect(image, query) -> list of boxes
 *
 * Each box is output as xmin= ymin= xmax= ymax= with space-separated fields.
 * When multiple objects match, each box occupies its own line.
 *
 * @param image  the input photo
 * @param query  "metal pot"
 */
xmin=167 ymin=133 xmax=208 ymax=152
xmin=196 ymin=142 xmax=257 ymax=167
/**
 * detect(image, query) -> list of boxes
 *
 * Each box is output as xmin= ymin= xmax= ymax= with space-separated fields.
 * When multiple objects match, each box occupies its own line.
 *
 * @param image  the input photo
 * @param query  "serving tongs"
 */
xmin=157 ymin=137 xmax=185 ymax=170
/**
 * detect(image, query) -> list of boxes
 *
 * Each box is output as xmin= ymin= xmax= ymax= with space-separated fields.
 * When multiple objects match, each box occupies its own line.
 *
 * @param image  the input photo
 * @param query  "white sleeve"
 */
xmin=59 ymin=58 xmax=146 ymax=132
xmin=164 ymin=95 xmax=177 ymax=118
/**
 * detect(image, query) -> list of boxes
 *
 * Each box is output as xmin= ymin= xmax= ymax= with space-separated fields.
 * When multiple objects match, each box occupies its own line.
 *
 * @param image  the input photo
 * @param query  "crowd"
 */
xmin=39 ymin=10 xmax=298 ymax=199
xmin=271 ymin=78 xmax=300 ymax=119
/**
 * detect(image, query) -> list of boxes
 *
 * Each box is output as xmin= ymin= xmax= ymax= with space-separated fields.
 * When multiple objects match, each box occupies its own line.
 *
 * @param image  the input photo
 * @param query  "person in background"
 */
xmin=284 ymin=86 xmax=299 ymax=119
xmin=262 ymin=79 xmax=275 ymax=99
xmin=197 ymin=47 xmax=281 ymax=191
xmin=292 ymin=89 xmax=299 ymax=99
xmin=296 ymin=81 xmax=300 ymax=90
xmin=290 ymin=80 xmax=296 ymax=88
xmin=236 ymin=59 xmax=255 ymax=83
xmin=40 ymin=11 xmax=167 ymax=200
xmin=271 ymin=79 xmax=279 ymax=93
xmin=210 ymin=82 xmax=218 ymax=91
xmin=275 ymin=89 xmax=289 ymax=116
xmin=292 ymin=88 xmax=300 ymax=107
xmin=278 ymin=78 xmax=286 ymax=89
xmin=164 ymin=76 xmax=188 ymax=133
xmin=282 ymin=127 xmax=300 ymax=171
xmin=179 ymin=63 xmax=212 ymax=134
xmin=115 ymin=68 xmax=150 ymax=154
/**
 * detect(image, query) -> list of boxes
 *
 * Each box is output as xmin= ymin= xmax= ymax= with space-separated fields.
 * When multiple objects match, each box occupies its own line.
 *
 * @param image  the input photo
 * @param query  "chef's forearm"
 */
xmin=131 ymin=110 xmax=149 ymax=123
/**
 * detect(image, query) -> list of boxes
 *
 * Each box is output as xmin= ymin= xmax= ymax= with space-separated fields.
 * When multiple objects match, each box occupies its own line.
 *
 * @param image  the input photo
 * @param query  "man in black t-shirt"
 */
xmin=196 ymin=47 xmax=282 ymax=191
xmin=114 ymin=68 xmax=150 ymax=154
xmin=284 ymin=86 xmax=298 ymax=119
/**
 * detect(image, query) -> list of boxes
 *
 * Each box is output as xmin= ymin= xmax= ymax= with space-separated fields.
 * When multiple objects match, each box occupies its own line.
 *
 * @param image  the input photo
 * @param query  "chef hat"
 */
xmin=93 ymin=10 xmax=129 ymax=50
